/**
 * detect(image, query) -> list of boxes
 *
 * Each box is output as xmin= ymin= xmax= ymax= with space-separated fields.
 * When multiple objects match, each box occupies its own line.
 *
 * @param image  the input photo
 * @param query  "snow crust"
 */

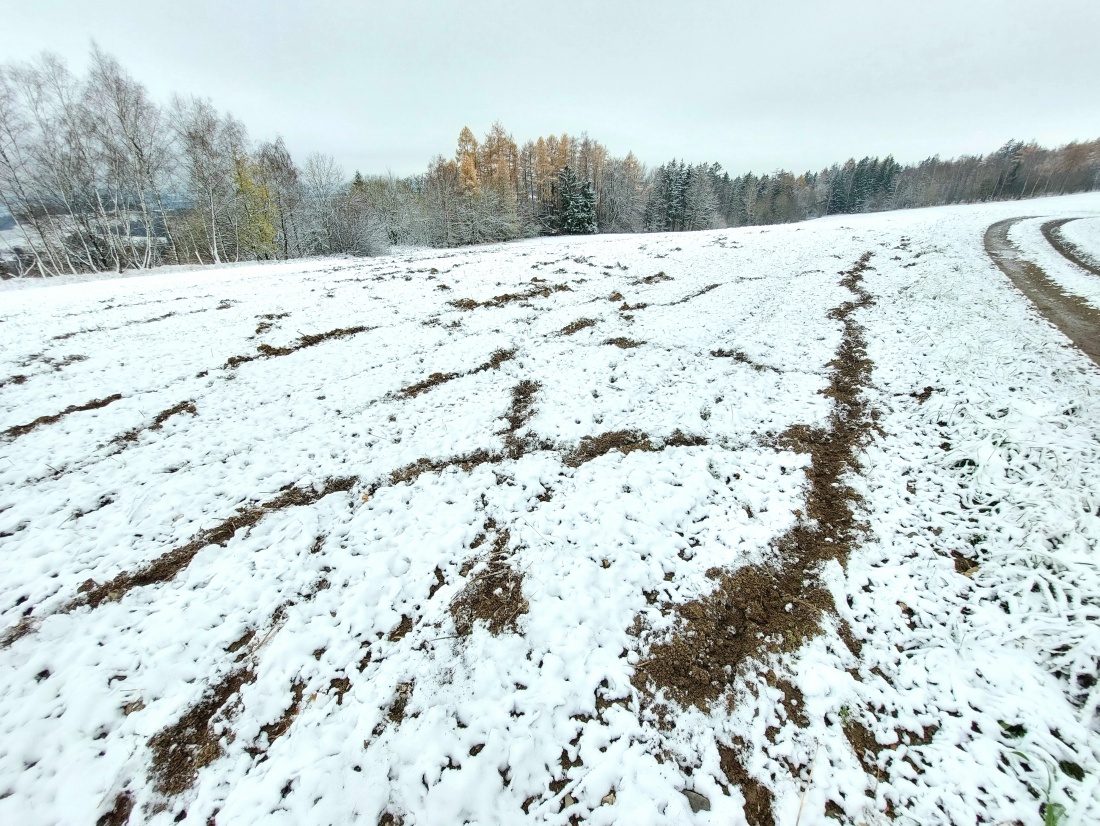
xmin=2 ymin=193 xmax=1100 ymax=825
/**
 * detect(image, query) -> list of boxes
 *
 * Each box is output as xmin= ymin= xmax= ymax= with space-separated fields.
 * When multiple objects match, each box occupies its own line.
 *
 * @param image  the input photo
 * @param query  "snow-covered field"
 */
xmin=2 ymin=193 xmax=1100 ymax=826
xmin=1058 ymin=217 xmax=1100 ymax=271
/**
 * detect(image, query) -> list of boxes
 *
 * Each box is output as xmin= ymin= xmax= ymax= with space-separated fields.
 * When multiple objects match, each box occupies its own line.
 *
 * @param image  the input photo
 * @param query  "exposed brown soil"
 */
xmin=668 ymin=284 xmax=721 ymax=305
xmin=449 ymin=284 xmax=571 ymax=311
xmin=450 ymin=521 xmax=528 ymax=636
xmin=718 ymin=740 xmax=776 ymax=826
xmin=71 ymin=477 xmax=357 ymax=611
xmin=564 ymin=429 xmax=706 ymax=468
xmin=395 ymin=348 xmax=515 ymax=399
xmin=248 ymin=680 xmax=305 ymax=754
xmin=148 ymin=667 xmax=256 ymax=796
xmin=113 ymin=401 xmax=197 ymax=445
xmin=52 ymin=308 xmax=211 ymax=341
xmin=369 ymin=380 xmax=541 ymax=497
xmin=985 ymin=218 xmax=1100 ymax=366
xmin=565 ymin=430 xmax=654 ymax=467
xmin=559 ymin=318 xmax=597 ymax=335
xmin=1041 ymin=218 xmax=1100 ymax=277
xmin=2 ymin=393 xmax=122 ymax=441
xmin=383 ymin=450 xmax=501 ymax=493
xmin=255 ymin=312 xmax=290 ymax=335
xmin=632 ymin=272 xmax=672 ymax=285
xmin=474 ymin=348 xmax=517 ymax=373
xmin=397 ymin=372 xmax=461 ymax=399
xmin=604 ymin=337 xmax=645 ymax=349
xmin=0 ymin=373 xmax=28 ymax=390
xmin=225 ymin=326 xmax=373 ymax=369
xmin=632 ymin=252 xmax=876 ymax=823
xmin=502 ymin=380 xmax=540 ymax=458
xmin=96 ymin=791 xmax=134 ymax=826
xmin=711 ymin=349 xmax=779 ymax=372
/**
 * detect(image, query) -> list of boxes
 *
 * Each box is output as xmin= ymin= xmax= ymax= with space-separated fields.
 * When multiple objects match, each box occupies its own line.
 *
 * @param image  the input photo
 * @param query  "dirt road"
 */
xmin=984 ymin=218 xmax=1100 ymax=366
xmin=1041 ymin=217 xmax=1100 ymax=277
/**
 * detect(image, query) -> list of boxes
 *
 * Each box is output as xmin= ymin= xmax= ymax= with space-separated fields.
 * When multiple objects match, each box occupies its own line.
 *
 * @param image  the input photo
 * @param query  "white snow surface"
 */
xmin=1058 ymin=217 xmax=1100 ymax=270
xmin=1 ymin=193 xmax=1100 ymax=825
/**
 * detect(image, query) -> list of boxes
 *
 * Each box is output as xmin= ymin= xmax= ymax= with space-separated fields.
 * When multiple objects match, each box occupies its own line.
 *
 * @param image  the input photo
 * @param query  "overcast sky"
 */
xmin=4 ymin=0 xmax=1099 ymax=177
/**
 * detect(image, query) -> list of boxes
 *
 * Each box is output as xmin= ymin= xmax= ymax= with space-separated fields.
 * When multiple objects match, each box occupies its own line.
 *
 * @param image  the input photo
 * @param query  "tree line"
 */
xmin=1 ymin=47 xmax=1098 ymax=277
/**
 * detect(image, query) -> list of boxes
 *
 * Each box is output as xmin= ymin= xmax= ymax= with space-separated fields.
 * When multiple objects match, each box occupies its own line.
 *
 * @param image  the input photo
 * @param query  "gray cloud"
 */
xmin=6 ymin=0 xmax=1098 ymax=176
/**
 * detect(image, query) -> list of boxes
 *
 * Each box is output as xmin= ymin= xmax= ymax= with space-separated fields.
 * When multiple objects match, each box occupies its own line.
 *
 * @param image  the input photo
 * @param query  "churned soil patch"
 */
xmin=247 ymin=681 xmax=306 ymax=756
xmin=225 ymin=326 xmax=372 ymax=369
xmin=2 ymin=393 xmax=122 ymax=441
xmin=604 ymin=337 xmax=645 ymax=349
xmin=148 ymin=667 xmax=257 ymax=797
xmin=450 ymin=522 xmax=528 ymax=636
xmin=634 ymin=252 xmax=875 ymax=711
xmin=559 ymin=318 xmax=597 ymax=336
xmin=711 ymin=349 xmax=779 ymax=372
xmin=631 ymin=272 xmax=673 ymax=285
xmin=395 ymin=348 xmax=515 ymax=399
xmin=449 ymin=284 xmax=571 ymax=311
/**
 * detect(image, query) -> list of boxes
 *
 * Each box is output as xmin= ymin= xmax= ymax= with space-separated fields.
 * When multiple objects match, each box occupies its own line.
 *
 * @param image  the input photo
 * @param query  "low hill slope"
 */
xmin=2 ymin=193 xmax=1099 ymax=825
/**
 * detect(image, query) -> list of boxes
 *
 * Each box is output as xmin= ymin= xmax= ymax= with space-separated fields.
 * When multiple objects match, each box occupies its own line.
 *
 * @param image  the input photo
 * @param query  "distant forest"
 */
xmin=1 ymin=47 xmax=1098 ymax=277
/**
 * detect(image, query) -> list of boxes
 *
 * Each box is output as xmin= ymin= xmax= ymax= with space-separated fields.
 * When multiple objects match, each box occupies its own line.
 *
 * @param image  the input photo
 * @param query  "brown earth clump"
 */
xmin=148 ymin=667 xmax=257 ymax=796
xmin=559 ymin=318 xmax=597 ymax=335
xmin=668 ymin=284 xmax=721 ymax=306
xmin=397 ymin=372 xmax=461 ymax=399
xmin=96 ymin=792 xmax=135 ymax=826
xmin=396 ymin=348 xmax=516 ymax=399
xmin=604 ymin=337 xmax=645 ymax=349
xmin=449 ymin=284 xmax=571 ymax=311
xmin=711 ymin=350 xmax=779 ymax=373
xmin=450 ymin=522 xmax=528 ymax=636
xmin=718 ymin=740 xmax=777 ymax=826
xmin=565 ymin=430 xmax=654 ymax=467
xmin=3 ymin=393 xmax=123 ymax=441
xmin=632 ymin=272 xmax=673 ymax=285
xmin=247 ymin=681 xmax=306 ymax=755
xmin=226 ymin=326 xmax=372 ymax=369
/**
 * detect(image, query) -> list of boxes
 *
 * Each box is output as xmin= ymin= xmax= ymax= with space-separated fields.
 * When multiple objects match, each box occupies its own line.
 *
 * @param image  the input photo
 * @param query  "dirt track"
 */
xmin=1041 ymin=218 xmax=1100 ymax=277
xmin=984 ymin=218 xmax=1100 ymax=366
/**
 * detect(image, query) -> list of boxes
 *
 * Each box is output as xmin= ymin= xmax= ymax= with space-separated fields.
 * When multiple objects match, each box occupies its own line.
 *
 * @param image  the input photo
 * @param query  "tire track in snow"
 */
xmin=985 ymin=218 xmax=1100 ymax=366
xmin=1041 ymin=218 xmax=1100 ymax=277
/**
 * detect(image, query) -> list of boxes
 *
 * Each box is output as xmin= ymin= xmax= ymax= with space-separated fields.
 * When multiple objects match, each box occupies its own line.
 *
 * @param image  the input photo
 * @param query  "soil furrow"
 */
xmin=631 ymin=252 xmax=876 ymax=826
xmin=2 ymin=393 xmax=123 ymax=441
xmin=225 ymin=326 xmax=374 ymax=369
xmin=448 ymin=283 xmax=571 ymax=310
xmin=395 ymin=348 xmax=515 ymax=399
xmin=112 ymin=400 xmax=197 ymax=448
xmin=69 ymin=477 xmax=357 ymax=612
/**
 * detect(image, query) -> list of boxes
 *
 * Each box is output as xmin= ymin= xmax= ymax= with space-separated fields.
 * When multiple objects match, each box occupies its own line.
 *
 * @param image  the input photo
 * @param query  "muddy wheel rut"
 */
xmin=985 ymin=218 xmax=1100 ymax=366
xmin=1041 ymin=217 xmax=1100 ymax=277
